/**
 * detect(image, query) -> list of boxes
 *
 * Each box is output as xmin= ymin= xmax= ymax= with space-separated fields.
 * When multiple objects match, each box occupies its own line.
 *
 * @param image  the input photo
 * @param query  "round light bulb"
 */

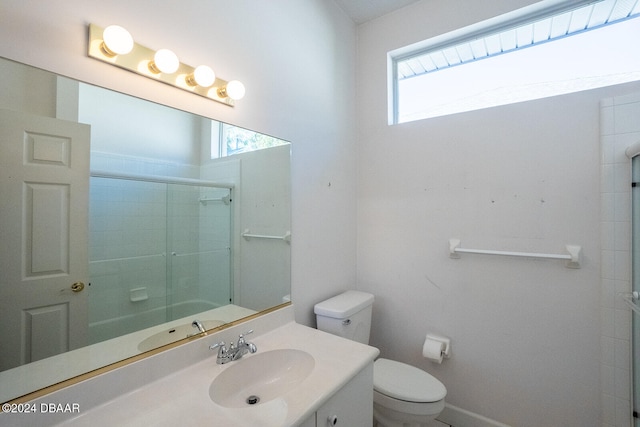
xmin=225 ymin=80 xmax=246 ymax=100
xmin=101 ymin=25 xmax=133 ymax=56
xmin=150 ymin=49 xmax=179 ymax=74
xmin=187 ymin=65 xmax=216 ymax=87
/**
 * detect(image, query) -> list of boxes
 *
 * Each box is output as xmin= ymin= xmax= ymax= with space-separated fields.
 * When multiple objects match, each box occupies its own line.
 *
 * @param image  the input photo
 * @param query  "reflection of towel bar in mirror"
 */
xmin=449 ymin=238 xmax=582 ymax=268
xmin=242 ymin=229 xmax=291 ymax=244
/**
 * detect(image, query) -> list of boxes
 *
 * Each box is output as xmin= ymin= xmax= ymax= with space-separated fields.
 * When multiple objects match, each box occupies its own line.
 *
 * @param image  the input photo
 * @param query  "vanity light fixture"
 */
xmin=218 ymin=80 xmax=246 ymax=101
xmin=87 ymin=23 xmax=245 ymax=106
xmin=149 ymin=49 xmax=180 ymax=74
xmin=186 ymin=65 xmax=216 ymax=88
xmin=101 ymin=25 xmax=134 ymax=57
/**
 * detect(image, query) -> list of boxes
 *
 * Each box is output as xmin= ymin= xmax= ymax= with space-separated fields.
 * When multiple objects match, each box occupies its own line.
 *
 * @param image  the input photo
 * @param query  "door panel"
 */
xmin=0 ymin=109 xmax=90 ymax=370
xmin=23 ymin=303 xmax=69 ymax=363
xmin=26 ymin=183 xmax=70 ymax=276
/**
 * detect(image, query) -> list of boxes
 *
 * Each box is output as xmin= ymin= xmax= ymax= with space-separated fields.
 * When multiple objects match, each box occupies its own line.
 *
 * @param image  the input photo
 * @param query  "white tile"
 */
xmin=602 ymin=393 xmax=616 ymax=425
xmin=614 ymin=133 xmax=640 ymax=164
xmin=601 ymin=97 xmax=615 ymax=107
xmin=602 ymin=164 xmax=616 ymax=193
xmin=613 ymin=222 xmax=630 ymax=252
xmin=601 ymin=105 xmax=615 ymax=135
xmin=614 ymin=280 xmax=632 ymax=310
xmin=613 ymin=250 xmax=630 ymax=282
xmin=614 ymin=367 xmax=630 ymax=399
xmin=602 ymin=278 xmax=616 ymax=308
xmin=601 ymin=193 xmax=615 ymax=222
xmin=601 ymin=363 xmax=615 ymax=396
xmin=614 ymin=338 xmax=630 ymax=370
xmin=602 ymin=135 xmax=616 ymax=164
xmin=601 ymin=250 xmax=615 ymax=281
xmin=601 ymin=335 xmax=615 ymax=365
xmin=614 ymin=397 xmax=631 ymax=427
xmin=613 ymin=162 xmax=631 ymax=194
xmin=601 ymin=222 xmax=615 ymax=251
xmin=601 ymin=307 xmax=616 ymax=337
xmin=614 ymin=91 xmax=640 ymax=106
xmin=614 ymin=309 xmax=631 ymax=340
xmin=615 ymin=279 xmax=631 ymax=295
xmin=615 ymin=102 xmax=640 ymax=134
xmin=613 ymin=193 xmax=630 ymax=223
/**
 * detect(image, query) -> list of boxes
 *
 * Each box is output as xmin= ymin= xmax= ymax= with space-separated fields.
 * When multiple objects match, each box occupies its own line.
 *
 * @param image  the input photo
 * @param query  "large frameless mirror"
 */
xmin=0 ymin=56 xmax=291 ymax=403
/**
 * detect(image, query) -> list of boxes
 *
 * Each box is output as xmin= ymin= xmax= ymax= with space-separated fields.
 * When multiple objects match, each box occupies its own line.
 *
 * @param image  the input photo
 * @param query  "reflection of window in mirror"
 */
xmin=211 ymin=123 xmax=288 ymax=159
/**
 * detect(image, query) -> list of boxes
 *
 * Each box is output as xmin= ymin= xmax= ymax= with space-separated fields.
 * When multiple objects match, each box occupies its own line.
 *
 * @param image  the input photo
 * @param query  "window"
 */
xmin=391 ymin=0 xmax=640 ymax=124
xmin=211 ymin=123 xmax=288 ymax=159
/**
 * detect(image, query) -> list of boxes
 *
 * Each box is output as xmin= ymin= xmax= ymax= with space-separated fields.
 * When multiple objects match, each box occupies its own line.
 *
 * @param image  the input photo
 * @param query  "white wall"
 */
xmin=356 ymin=1 xmax=640 ymax=426
xmin=0 ymin=0 xmax=358 ymax=327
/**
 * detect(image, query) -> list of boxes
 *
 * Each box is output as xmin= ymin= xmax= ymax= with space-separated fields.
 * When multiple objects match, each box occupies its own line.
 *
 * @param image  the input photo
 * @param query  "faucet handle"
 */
xmin=209 ymin=341 xmax=227 ymax=357
xmin=237 ymin=330 xmax=254 ymax=345
xmin=237 ymin=330 xmax=257 ymax=354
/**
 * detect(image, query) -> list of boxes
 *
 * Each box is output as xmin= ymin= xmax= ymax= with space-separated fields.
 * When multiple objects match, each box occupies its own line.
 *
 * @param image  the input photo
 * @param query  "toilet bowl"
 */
xmin=314 ymin=291 xmax=447 ymax=427
xmin=373 ymin=358 xmax=446 ymax=427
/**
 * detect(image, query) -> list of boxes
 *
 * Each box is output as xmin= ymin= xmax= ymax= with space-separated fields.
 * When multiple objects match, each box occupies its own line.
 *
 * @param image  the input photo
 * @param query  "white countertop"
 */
xmin=0 ymin=304 xmax=256 ymax=404
xmin=55 ymin=320 xmax=379 ymax=427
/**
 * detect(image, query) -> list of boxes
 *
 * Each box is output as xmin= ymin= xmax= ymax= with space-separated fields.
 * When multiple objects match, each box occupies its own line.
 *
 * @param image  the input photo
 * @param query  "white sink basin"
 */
xmin=209 ymin=349 xmax=315 ymax=408
xmin=137 ymin=320 xmax=225 ymax=352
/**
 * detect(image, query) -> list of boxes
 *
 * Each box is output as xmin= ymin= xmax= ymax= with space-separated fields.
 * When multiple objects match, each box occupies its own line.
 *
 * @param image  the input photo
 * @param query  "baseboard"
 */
xmin=438 ymin=403 xmax=512 ymax=427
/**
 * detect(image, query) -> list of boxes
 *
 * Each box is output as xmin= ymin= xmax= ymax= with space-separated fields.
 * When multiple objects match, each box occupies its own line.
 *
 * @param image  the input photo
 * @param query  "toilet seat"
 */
xmin=374 ymin=358 xmax=446 ymax=403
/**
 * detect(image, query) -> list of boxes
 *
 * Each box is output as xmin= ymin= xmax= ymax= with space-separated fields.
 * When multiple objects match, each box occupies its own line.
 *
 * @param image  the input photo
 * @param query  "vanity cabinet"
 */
xmin=298 ymin=363 xmax=374 ymax=427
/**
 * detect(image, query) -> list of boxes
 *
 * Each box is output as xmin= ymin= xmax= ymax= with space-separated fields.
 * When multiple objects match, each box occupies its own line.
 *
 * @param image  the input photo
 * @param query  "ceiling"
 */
xmin=334 ymin=0 xmax=421 ymax=24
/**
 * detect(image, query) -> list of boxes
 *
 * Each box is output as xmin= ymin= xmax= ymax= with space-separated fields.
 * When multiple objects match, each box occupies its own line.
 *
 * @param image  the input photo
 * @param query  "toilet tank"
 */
xmin=314 ymin=291 xmax=374 ymax=345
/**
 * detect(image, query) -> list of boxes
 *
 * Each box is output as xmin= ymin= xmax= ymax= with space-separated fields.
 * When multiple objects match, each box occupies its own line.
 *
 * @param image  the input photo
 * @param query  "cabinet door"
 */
xmin=315 ymin=363 xmax=374 ymax=427
xmin=297 ymin=414 xmax=316 ymax=427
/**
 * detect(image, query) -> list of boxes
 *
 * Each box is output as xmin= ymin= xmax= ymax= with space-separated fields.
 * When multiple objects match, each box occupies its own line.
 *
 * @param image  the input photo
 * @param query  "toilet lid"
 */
xmin=374 ymin=358 xmax=446 ymax=403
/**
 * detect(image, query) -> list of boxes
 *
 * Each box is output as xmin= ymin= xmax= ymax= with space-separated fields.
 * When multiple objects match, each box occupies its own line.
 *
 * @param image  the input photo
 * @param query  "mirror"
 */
xmin=0 ymin=57 xmax=291 ymax=403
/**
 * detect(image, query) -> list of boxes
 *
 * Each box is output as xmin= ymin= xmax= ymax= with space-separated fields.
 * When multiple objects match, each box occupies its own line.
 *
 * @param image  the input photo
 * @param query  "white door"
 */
xmin=0 ymin=109 xmax=90 ymax=371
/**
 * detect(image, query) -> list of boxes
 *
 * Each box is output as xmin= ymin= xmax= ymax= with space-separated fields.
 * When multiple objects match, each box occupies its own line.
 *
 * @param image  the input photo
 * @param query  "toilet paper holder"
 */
xmin=425 ymin=334 xmax=451 ymax=359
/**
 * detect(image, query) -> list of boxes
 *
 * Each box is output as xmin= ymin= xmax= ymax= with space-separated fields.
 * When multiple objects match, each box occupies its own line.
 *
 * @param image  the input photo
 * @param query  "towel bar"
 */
xmin=449 ymin=238 xmax=581 ymax=268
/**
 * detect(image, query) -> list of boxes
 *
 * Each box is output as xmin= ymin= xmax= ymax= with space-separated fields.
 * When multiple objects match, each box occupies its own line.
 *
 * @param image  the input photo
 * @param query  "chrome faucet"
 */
xmin=209 ymin=330 xmax=257 ymax=364
xmin=191 ymin=320 xmax=206 ymax=334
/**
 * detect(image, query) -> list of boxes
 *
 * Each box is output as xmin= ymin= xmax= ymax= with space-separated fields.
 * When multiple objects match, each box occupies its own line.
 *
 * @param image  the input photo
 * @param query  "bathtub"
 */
xmin=89 ymin=299 xmax=221 ymax=345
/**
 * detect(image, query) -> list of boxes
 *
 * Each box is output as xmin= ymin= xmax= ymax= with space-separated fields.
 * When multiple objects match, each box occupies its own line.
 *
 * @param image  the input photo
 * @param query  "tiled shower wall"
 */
xmin=600 ymin=92 xmax=640 ymax=427
xmin=88 ymin=152 xmax=231 ymax=343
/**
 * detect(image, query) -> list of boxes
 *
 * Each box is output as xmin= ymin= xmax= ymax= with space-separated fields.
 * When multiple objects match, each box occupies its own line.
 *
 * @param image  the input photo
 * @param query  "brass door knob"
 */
xmin=71 ymin=282 xmax=85 ymax=293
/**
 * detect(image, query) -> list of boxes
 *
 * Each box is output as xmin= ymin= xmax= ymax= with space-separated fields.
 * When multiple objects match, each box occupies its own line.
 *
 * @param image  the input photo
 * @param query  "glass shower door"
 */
xmin=88 ymin=176 xmax=233 ymax=344
xmin=166 ymin=184 xmax=232 ymax=321
xmin=88 ymin=177 xmax=168 ymax=343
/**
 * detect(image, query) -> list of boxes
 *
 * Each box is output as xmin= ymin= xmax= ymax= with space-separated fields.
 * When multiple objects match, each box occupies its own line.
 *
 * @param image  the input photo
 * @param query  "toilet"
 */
xmin=314 ymin=290 xmax=447 ymax=427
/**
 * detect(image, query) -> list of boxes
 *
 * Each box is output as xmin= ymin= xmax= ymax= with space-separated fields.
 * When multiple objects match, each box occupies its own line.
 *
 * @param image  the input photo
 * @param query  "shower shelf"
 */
xmin=449 ymin=238 xmax=582 ymax=268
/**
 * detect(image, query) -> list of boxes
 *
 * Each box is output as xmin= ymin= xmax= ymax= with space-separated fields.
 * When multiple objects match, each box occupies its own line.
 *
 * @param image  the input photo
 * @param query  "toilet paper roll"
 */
xmin=423 ymin=338 xmax=445 ymax=364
